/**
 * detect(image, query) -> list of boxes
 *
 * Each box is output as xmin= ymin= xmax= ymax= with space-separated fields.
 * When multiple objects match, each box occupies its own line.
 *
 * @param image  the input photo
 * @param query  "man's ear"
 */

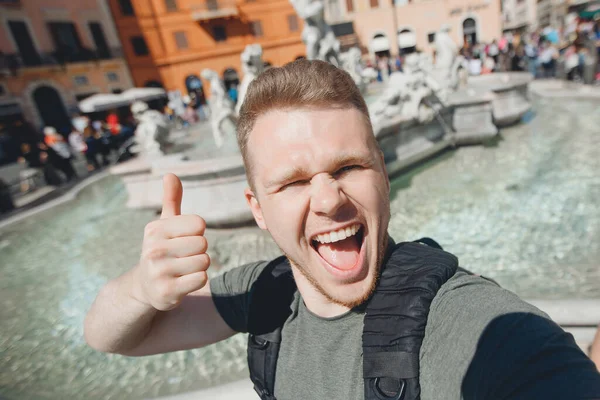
xmin=245 ymin=187 xmax=267 ymax=230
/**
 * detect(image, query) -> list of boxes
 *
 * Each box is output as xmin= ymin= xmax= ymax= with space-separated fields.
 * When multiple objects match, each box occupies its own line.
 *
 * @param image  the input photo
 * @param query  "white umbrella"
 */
xmin=121 ymin=87 xmax=167 ymax=102
xmin=78 ymin=93 xmax=129 ymax=113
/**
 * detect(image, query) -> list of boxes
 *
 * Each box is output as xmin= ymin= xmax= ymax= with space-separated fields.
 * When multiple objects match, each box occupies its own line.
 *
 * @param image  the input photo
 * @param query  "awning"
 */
xmin=122 ymin=87 xmax=167 ymax=102
xmin=580 ymin=3 xmax=600 ymax=18
xmin=78 ymin=93 xmax=130 ymax=113
xmin=398 ymin=31 xmax=416 ymax=49
xmin=371 ymin=36 xmax=390 ymax=53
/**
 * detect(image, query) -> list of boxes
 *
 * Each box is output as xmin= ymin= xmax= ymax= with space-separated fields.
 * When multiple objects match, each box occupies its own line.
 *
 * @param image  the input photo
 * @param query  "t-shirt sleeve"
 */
xmin=210 ymin=261 xmax=270 ymax=333
xmin=420 ymin=272 xmax=600 ymax=400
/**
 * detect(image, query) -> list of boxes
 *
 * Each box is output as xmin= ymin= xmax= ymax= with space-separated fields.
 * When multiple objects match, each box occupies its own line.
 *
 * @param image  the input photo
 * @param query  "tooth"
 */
xmin=330 ymin=231 xmax=339 ymax=242
xmin=338 ymin=229 xmax=347 ymax=240
xmin=323 ymin=233 xmax=330 ymax=243
xmin=345 ymin=227 xmax=352 ymax=237
xmin=319 ymin=234 xmax=326 ymax=243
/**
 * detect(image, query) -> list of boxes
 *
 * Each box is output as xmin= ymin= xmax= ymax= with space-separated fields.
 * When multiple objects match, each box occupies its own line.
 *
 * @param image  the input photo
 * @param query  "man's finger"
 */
xmin=161 ymin=173 xmax=183 ymax=219
xmin=176 ymin=271 xmax=208 ymax=295
xmin=168 ymin=254 xmax=211 ymax=276
xmin=166 ymin=236 xmax=208 ymax=258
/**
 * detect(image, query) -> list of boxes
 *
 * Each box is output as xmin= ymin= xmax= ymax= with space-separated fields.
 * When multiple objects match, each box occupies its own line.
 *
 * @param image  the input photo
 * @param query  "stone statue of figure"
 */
xmin=340 ymin=47 xmax=368 ymax=93
xmin=369 ymin=53 xmax=441 ymax=131
xmin=289 ymin=0 xmax=340 ymax=65
xmin=433 ymin=24 xmax=463 ymax=93
xmin=131 ymin=101 xmax=170 ymax=157
xmin=201 ymin=69 xmax=237 ymax=148
xmin=236 ymin=44 xmax=264 ymax=115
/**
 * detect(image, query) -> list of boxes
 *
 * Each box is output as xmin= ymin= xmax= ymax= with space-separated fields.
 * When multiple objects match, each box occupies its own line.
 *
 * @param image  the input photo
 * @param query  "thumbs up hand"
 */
xmin=131 ymin=174 xmax=210 ymax=311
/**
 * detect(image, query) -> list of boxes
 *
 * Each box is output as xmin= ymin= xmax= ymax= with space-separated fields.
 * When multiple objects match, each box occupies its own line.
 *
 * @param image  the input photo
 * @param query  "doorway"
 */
xmin=32 ymin=86 xmax=70 ymax=134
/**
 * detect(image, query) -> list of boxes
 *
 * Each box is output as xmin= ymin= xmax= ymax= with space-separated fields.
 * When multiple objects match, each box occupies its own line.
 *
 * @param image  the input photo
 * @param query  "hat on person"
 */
xmin=43 ymin=126 xmax=57 ymax=136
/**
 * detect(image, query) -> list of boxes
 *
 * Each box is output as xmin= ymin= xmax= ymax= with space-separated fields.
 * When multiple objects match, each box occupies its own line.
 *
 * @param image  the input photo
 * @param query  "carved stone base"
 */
xmin=448 ymin=90 xmax=498 ymax=145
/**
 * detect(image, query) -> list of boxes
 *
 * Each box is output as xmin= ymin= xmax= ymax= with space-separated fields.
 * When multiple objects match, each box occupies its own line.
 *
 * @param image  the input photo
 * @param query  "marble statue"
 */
xmin=131 ymin=101 xmax=170 ymax=157
xmin=340 ymin=47 xmax=371 ymax=93
xmin=290 ymin=0 xmax=340 ymax=65
xmin=236 ymin=44 xmax=264 ymax=115
xmin=369 ymin=53 xmax=440 ymax=131
xmin=201 ymin=68 xmax=237 ymax=148
xmin=433 ymin=24 xmax=464 ymax=95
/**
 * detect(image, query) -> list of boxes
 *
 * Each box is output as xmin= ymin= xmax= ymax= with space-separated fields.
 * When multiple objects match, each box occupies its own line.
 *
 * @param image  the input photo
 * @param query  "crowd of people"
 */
xmin=7 ymin=112 xmax=136 ymax=191
xmin=460 ymin=20 xmax=600 ymax=81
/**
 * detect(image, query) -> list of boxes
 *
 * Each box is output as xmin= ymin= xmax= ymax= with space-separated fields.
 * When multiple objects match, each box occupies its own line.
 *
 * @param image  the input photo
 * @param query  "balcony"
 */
xmin=0 ymin=47 xmax=125 ymax=77
xmin=191 ymin=0 xmax=239 ymax=21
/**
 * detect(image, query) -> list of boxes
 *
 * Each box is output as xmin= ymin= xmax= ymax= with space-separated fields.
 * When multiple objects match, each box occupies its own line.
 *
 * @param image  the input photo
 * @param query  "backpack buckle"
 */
xmin=369 ymin=377 xmax=406 ymax=400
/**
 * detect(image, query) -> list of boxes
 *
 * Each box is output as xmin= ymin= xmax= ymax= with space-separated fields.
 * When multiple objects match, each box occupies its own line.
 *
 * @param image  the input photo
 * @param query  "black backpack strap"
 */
xmin=363 ymin=242 xmax=458 ymax=400
xmin=246 ymin=256 xmax=296 ymax=400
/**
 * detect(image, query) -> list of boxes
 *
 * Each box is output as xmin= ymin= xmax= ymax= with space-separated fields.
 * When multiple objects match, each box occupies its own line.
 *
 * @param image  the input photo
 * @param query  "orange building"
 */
xmin=108 ymin=0 xmax=306 ymax=96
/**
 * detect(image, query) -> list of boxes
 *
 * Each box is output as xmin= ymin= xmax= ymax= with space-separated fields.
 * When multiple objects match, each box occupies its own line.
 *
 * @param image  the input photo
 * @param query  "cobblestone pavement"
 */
xmin=1 ymin=96 xmax=599 ymax=399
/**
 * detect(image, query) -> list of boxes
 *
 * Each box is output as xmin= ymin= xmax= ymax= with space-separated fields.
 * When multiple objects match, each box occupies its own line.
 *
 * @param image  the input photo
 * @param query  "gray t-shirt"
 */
xmin=211 ymin=261 xmax=600 ymax=399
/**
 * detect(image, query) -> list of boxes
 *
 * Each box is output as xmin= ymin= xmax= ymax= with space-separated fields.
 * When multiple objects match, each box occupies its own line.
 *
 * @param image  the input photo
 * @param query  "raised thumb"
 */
xmin=161 ymin=173 xmax=183 ymax=218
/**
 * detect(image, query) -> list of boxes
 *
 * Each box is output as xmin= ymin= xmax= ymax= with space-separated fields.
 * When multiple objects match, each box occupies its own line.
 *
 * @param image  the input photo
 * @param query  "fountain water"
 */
xmin=1 ymin=91 xmax=599 ymax=399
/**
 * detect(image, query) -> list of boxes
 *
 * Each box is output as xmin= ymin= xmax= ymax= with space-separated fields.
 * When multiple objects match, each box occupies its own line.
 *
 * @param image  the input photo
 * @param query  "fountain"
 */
xmin=1 ymin=89 xmax=599 ymax=400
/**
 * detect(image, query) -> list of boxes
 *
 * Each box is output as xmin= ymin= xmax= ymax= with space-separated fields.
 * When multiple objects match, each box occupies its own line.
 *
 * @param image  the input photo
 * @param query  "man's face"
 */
xmin=245 ymin=108 xmax=391 ymax=308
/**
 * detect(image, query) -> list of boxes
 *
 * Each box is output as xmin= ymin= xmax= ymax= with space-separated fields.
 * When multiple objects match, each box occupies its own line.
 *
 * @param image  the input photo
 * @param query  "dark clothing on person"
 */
xmin=211 ymin=238 xmax=600 ymax=400
xmin=45 ymin=146 xmax=77 ymax=182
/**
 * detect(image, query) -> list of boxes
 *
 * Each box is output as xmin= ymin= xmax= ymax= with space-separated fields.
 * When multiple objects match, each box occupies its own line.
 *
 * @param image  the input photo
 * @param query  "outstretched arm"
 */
xmin=84 ymin=174 xmax=235 ymax=356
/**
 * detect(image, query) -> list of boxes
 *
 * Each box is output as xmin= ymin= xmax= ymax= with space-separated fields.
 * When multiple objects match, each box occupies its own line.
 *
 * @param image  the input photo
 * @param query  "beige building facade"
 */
xmin=0 ymin=0 xmax=134 ymax=131
xmin=326 ymin=0 xmax=502 ymax=58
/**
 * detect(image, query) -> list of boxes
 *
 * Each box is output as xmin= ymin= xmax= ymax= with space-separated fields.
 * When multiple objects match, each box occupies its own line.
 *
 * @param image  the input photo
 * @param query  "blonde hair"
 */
xmin=237 ymin=59 xmax=372 ymax=186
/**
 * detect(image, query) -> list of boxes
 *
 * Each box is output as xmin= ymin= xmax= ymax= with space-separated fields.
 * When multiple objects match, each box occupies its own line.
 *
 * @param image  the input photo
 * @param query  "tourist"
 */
xmin=68 ymin=126 xmax=87 ymax=158
xmin=85 ymin=60 xmax=600 ymax=399
xmin=539 ymin=40 xmax=558 ymax=78
xmin=92 ymin=120 xmax=112 ymax=165
xmin=43 ymin=126 xmax=77 ymax=182
xmin=524 ymin=37 xmax=539 ymax=78
xmin=487 ymin=39 xmax=500 ymax=66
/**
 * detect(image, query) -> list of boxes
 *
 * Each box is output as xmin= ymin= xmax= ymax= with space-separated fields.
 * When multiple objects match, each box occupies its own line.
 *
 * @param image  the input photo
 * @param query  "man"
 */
xmin=85 ymin=60 xmax=600 ymax=399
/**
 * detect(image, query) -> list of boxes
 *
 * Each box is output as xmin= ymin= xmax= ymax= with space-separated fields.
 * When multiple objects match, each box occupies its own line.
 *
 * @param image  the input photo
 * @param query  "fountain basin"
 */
xmin=467 ymin=72 xmax=533 ymax=127
xmin=447 ymin=88 xmax=498 ymax=145
xmin=117 ymin=155 xmax=252 ymax=227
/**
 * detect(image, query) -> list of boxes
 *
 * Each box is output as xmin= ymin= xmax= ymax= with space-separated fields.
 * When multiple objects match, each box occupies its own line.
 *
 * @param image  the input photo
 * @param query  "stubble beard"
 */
xmin=282 ymin=234 xmax=388 ymax=309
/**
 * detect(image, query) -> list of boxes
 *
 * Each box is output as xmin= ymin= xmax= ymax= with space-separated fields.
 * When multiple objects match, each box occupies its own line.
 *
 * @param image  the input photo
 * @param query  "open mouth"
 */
xmin=310 ymin=224 xmax=365 ymax=271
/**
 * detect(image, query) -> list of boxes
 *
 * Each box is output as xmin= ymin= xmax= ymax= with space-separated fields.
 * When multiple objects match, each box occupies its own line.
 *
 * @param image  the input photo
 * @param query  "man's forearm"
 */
xmin=84 ymin=269 xmax=157 ymax=355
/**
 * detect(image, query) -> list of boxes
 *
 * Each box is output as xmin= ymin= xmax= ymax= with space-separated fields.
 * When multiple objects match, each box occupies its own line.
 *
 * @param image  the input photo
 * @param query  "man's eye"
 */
xmin=281 ymin=180 xmax=308 ymax=190
xmin=336 ymin=165 xmax=361 ymax=175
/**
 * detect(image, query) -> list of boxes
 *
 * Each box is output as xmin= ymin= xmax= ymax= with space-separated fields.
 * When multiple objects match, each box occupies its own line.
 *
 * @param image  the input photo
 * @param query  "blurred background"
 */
xmin=0 ymin=0 xmax=599 ymax=398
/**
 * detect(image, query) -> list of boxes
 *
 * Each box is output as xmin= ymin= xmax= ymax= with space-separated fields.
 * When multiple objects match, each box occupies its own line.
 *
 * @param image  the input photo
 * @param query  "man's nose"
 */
xmin=309 ymin=174 xmax=346 ymax=216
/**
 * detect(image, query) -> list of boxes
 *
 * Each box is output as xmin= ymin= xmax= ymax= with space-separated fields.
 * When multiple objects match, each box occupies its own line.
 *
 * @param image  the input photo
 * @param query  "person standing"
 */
xmin=43 ymin=126 xmax=77 ymax=182
xmin=86 ymin=60 xmax=600 ymax=400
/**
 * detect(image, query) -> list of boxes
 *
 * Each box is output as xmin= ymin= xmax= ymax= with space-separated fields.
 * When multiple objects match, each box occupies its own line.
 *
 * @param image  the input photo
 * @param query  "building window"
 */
xmin=174 ymin=31 xmax=189 ymax=49
xmin=370 ymin=0 xmax=379 ymax=8
xmin=288 ymin=15 xmax=299 ymax=32
xmin=74 ymin=75 xmax=89 ymax=86
xmin=212 ymin=25 xmax=227 ymax=42
xmin=131 ymin=36 xmax=149 ymax=55
xmin=346 ymin=0 xmax=354 ymax=12
xmin=250 ymin=21 xmax=263 ymax=37
xmin=89 ymin=22 xmax=111 ymax=59
xmin=7 ymin=20 xmax=41 ymax=66
xmin=118 ymin=0 xmax=135 ymax=15
xmin=106 ymin=72 xmax=120 ymax=82
xmin=47 ymin=22 xmax=84 ymax=56
xmin=165 ymin=0 xmax=178 ymax=10
xmin=427 ymin=32 xmax=435 ymax=43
